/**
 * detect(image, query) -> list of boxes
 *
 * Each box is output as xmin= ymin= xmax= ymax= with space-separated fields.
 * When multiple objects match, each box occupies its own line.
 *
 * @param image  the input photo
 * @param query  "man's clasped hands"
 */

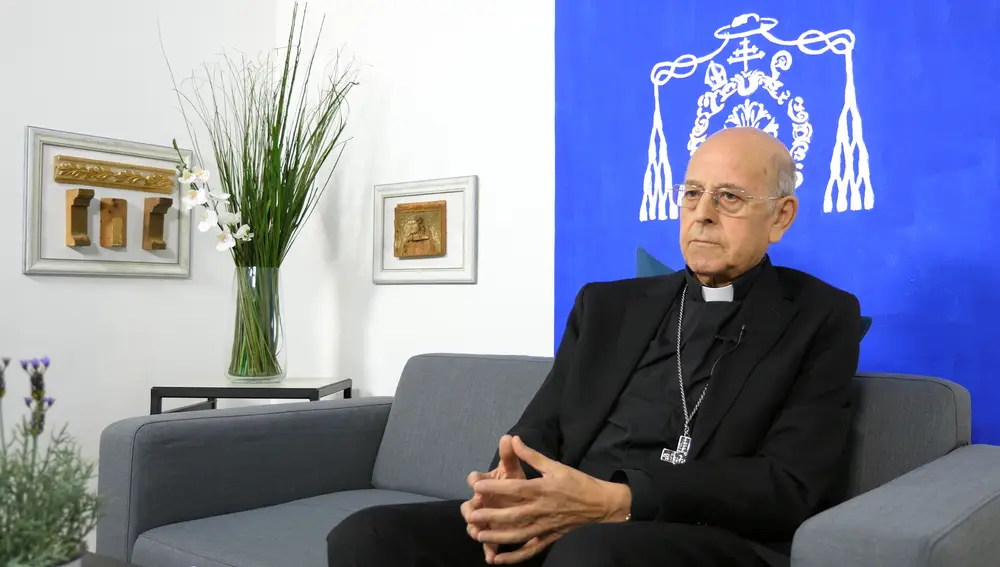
xmin=460 ymin=435 xmax=633 ymax=564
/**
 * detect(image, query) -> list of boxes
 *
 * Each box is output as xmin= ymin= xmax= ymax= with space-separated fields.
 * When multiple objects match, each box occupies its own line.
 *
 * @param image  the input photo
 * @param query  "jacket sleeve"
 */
xmin=489 ymin=284 xmax=588 ymax=478
xmin=626 ymin=292 xmax=861 ymax=541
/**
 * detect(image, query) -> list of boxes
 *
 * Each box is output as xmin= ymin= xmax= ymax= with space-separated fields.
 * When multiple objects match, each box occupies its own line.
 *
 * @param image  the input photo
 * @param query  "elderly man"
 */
xmin=327 ymin=127 xmax=861 ymax=567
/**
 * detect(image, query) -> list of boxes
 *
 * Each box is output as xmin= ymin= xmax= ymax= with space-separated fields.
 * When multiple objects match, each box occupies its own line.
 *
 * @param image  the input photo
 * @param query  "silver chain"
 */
xmin=676 ymin=285 xmax=709 ymax=438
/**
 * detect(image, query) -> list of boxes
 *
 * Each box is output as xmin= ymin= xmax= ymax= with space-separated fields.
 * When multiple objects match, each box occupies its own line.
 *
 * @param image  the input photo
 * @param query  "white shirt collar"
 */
xmin=701 ymin=284 xmax=735 ymax=303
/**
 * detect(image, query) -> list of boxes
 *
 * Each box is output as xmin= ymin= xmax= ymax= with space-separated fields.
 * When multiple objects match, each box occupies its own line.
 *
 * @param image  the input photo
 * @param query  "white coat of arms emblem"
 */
xmin=640 ymin=13 xmax=874 ymax=221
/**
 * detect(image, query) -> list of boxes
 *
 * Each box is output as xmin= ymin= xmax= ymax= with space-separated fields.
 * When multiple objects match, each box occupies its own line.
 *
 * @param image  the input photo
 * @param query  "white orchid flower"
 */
xmin=182 ymin=187 xmax=208 ymax=211
xmin=179 ymin=170 xmax=198 ymax=184
xmin=178 ymin=167 xmax=210 ymax=184
xmin=209 ymin=189 xmax=230 ymax=201
xmin=218 ymin=211 xmax=241 ymax=226
xmin=198 ymin=208 xmax=218 ymax=232
xmin=235 ymin=224 xmax=254 ymax=242
xmin=216 ymin=227 xmax=236 ymax=251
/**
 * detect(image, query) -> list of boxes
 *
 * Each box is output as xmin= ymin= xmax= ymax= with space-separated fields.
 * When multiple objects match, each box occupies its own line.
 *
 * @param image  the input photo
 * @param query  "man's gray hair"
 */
xmin=775 ymin=160 xmax=795 ymax=197
xmin=767 ymin=152 xmax=797 ymax=213
xmin=772 ymin=152 xmax=797 ymax=198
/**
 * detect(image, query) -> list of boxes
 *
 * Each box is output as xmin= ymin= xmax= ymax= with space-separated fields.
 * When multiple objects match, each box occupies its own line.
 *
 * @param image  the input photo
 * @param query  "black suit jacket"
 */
xmin=493 ymin=261 xmax=861 ymax=559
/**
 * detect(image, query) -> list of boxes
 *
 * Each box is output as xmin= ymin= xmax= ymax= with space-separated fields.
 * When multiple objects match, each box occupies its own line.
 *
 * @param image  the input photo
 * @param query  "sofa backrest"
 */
xmin=840 ymin=372 xmax=971 ymax=498
xmin=372 ymin=353 xmax=552 ymax=500
xmin=372 ymin=354 xmax=972 ymax=502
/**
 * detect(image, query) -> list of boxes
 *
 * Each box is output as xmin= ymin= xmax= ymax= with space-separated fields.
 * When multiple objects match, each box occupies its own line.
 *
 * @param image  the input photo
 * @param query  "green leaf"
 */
xmin=165 ymin=1 xmax=358 ymax=269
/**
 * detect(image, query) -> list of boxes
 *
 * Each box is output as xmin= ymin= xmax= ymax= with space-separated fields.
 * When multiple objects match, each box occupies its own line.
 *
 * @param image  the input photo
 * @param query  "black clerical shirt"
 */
xmin=577 ymin=260 xmax=764 ymax=520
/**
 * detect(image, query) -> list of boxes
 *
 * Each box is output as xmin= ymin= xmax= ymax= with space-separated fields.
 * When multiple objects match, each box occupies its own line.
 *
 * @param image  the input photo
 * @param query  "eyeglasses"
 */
xmin=668 ymin=184 xmax=781 ymax=217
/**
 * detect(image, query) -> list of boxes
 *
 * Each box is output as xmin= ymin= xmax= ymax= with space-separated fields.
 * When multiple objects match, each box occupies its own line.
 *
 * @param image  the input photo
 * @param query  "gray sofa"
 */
xmin=96 ymin=353 xmax=1000 ymax=567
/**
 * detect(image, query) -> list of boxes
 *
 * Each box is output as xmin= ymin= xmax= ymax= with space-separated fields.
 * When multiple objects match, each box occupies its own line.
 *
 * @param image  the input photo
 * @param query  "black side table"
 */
xmin=150 ymin=378 xmax=352 ymax=415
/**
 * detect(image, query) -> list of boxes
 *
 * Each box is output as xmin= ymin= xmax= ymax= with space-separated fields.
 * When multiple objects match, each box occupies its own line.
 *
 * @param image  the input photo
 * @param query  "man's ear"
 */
xmin=768 ymin=196 xmax=798 ymax=244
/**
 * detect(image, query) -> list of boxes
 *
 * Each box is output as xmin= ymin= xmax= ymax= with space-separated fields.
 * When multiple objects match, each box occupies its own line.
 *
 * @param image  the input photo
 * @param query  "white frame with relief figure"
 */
xmin=372 ymin=175 xmax=478 ymax=284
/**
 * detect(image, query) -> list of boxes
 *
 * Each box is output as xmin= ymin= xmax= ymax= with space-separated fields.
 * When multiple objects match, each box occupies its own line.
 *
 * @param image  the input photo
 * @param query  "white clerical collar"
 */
xmin=701 ymin=284 xmax=735 ymax=303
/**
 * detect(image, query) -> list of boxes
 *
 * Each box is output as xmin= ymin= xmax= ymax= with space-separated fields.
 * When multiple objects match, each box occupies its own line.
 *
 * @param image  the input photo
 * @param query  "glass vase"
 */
xmin=226 ymin=266 xmax=286 ymax=383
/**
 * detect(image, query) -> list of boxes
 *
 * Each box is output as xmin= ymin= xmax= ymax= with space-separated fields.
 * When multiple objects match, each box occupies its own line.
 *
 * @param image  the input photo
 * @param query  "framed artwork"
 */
xmin=373 ymin=175 xmax=478 ymax=284
xmin=22 ymin=126 xmax=193 ymax=278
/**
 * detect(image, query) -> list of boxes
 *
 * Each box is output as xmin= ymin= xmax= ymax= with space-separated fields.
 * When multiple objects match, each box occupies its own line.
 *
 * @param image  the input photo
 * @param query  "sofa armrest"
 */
xmin=96 ymin=397 xmax=392 ymax=561
xmin=791 ymin=444 xmax=1000 ymax=567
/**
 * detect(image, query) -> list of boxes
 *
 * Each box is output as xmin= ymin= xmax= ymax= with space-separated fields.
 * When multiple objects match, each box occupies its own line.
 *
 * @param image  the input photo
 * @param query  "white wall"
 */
xmin=275 ymin=0 xmax=556 ymax=395
xmin=0 ymin=0 xmax=277 ymax=527
xmin=0 ymin=0 xmax=553 ymax=532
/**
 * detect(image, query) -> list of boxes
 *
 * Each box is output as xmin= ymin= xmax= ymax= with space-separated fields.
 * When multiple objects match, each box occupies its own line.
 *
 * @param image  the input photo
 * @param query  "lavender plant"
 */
xmin=0 ymin=358 xmax=100 ymax=567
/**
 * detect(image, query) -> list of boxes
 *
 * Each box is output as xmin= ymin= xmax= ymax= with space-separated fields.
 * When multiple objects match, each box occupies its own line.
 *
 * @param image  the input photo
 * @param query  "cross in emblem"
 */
xmin=726 ymin=37 xmax=765 ymax=72
xmin=660 ymin=435 xmax=693 ymax=465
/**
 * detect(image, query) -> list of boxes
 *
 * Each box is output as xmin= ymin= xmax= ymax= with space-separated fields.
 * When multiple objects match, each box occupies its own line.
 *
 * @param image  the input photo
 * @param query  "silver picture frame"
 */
xmin=22 ymin=126 xmax=193 ymax=278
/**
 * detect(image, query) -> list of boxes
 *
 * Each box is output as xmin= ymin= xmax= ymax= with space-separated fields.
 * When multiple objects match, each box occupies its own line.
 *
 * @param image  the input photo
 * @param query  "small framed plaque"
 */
xmin=372 ymin=175 xmax=478 ymax=284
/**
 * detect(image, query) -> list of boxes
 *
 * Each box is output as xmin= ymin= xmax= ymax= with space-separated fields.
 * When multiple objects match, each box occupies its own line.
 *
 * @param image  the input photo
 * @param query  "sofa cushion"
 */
xmin=372 ymin=353 xmax=552 ymax=500
xmin=636 ymin=246 xmax=675 ymax=276
xmin=130 ymin=489 xmax=438 ymax=567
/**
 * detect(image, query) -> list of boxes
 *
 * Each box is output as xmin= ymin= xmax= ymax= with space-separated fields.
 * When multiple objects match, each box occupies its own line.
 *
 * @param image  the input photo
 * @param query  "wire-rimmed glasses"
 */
xmin=668 ymin=184 xmax=782 ymax=217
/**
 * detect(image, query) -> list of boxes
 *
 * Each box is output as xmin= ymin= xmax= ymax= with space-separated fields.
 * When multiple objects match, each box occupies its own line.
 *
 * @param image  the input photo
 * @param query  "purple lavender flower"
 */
xmin=0 ymin=357 xmax=9 ymax=398
xmin=30 ymin=374 xmax=44 ymax=400
xmin=21 ymin=356 xmax=52 ymax=435
xmin=22 ymin=357 xmax=49 ymax=401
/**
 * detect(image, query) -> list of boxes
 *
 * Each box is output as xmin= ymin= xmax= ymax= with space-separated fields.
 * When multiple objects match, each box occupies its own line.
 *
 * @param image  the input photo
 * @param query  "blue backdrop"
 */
xmin=555 ymin=1 xmax=1000 ymax=444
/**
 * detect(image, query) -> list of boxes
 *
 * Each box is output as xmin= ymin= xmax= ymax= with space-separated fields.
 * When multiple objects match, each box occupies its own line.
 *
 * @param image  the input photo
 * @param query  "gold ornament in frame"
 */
xmin=393 ymin=200 xmax=447 ymax=259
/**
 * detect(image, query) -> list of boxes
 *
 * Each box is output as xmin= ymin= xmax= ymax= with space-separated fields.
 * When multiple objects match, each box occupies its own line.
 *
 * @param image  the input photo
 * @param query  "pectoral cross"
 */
xmin=660 ymin=435 xmax=692 ymax=465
